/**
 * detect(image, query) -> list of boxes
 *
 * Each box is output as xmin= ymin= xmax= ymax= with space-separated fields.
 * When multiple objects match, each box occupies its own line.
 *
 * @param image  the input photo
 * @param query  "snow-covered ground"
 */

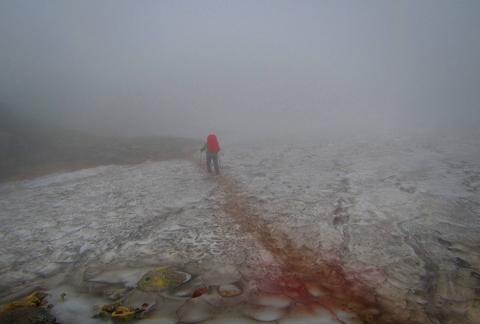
xmin=1 ymin=136 xmax=479 ymax=323
xmin=223 ymin=136 xmax=480 ymax=323
xmin=0 ymin=161 xmax=261 ymax=293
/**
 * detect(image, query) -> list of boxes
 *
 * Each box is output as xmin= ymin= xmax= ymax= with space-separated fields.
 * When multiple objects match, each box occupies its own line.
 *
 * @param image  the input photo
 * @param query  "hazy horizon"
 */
xmin=1 ymin=0 xmax=479 ymax=141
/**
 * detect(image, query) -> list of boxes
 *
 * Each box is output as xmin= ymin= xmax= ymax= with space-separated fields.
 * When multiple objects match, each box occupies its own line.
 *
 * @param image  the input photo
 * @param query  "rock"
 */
xmin=218 ymin=284 xmax=243 ymax=297
xmin=2 ymin=291 xmax=48 ymax=311
xmin=111 ymin=305 xmax=136 ymax=320
xmin=467 ymin=299 xmax=480 ymax=324
xmin=89 ymin=268 xmax=150 ymax=288
xmin=139 ymin=298 xmax=185 ymax=324
xmin=137 ymin=267 xmax=191 ymax=292
xmin=95 ymin=289 xmax=156 ymax=321
xmin=177 ymin=298 xmax=214 ymax=323
xmin=250 ymin=294 xmax=292 ymax=308
xmin=101 ymin=302 xmax=120 ymax=313
xmin=304 ymin=282 xmax=326 ymax=297
xmin=169 ymin=277 xmax=205 ymax=299
xmin=96 ymin=302 xmax=151 ymax=321
xmin=139 ymin=317 xmax=176 ymax=324
xmin=201 ymin=265 xmax=242 ymax=286
xmin=279 ymin=305 xmax=337 ymax=324
xmin=204 ymin=314 xmax=262 ymax=323
xmin=192 ymin=286 xmax=210 ymax=298
xmin=124 ymin=290 xmax=156 ymax=310
xmin=171 ymin=287 xmax=193 ymax=298
xmin=0 ymin=306 xmax=56 ymax=324
xmin=103 ymin=287 xmax=129 ymax=300
xmin=336 ymin=310 xmax=362 ymax=324
xmin=197 ymin=291 xmax=225 ymax=308
xmin=242 ymin=304 xmax=286 ymax=321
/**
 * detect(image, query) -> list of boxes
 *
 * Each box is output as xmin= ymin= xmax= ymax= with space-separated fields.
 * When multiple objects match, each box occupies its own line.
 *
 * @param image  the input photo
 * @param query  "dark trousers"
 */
xmin=206 ymin=151 xmax=220 ymax=175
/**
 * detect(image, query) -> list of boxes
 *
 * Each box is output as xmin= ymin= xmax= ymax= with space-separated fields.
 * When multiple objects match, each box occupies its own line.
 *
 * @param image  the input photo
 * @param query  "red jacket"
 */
xmin=207 ymin=133 xmax=220 ymax=153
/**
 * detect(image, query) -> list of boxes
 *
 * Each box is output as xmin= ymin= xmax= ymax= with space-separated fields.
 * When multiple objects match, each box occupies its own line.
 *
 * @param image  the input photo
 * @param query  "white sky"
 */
xmin=1 ymin=0 xmax=479 ymax=140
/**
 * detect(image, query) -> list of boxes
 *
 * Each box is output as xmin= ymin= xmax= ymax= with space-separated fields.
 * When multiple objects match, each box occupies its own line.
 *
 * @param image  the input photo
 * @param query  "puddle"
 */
xmin=0 ymin=261 xmax=378 ymax=323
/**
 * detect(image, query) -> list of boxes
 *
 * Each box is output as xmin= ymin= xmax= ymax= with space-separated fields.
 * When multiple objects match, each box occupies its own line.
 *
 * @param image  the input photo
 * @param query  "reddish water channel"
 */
xmin=217 ymin=174 xmax=400 ymax=323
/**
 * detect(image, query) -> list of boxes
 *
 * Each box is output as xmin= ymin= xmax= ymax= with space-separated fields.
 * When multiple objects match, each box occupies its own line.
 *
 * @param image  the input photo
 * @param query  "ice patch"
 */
xmin=304 ymin=282 xmax=327 ymax=297
xmin=335 ymin=310 xmax=363 ymax=324
xmin=48 ymin=286 xmax=108 ymax=324
xmin=242 ymin=304 xmax=287 ymax=321
xmin=88 ymin=268 xmax=151 ymax=288
xmin=22 ymin=166 xmax=109 ymax=189
xmin=140 ymin=318 xmax=176 ymax=324
xmin=218 ymin=283 xmax=242 ymax=297
xmin=279 ymin=305 xmax=339 ymax=324
xmin=201 ymin=264 xmax=242 ymax=285
xmin=204 ymin=314 xmax=261 ymax=323
xmin=177 ymin=298 xmax=214 ymax=323
xmin=251 ymin=294 xmax=292 ymax=308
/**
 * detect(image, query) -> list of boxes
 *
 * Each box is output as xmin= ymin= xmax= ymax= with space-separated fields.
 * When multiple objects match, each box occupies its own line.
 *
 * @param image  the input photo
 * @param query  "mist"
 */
xmin=3 ymin=2 xmax=480 ymax=322
xmin=1 ymin=0 xmax=480 ymax=141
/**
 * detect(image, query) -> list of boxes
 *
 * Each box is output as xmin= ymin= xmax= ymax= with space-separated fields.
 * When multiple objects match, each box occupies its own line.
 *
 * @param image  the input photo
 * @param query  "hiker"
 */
xmin=200 ymin=133 xmax=221 ymax=175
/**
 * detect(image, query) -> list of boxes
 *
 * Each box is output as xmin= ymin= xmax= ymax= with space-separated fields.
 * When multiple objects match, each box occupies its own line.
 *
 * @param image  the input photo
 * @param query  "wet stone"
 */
xmin=471 ymin=271 xmax=480 ymax=280
xmin=201 ymin=265 xmax=242 ymax=286
xmin=279 ymin=305 xmax=338 ymax=324
xmin=103 ymin=287 xmax=129 ymax=300
xmin=168 ymin=277 xmax=205 ymax=299
xmin=204 ymin=314 xmax=265 ymax=323
xmin=199 ymin=291 xmax=225 ymax=308
xmin=304 ymin=282 xmax=326 ymax=297
xmin=137 ymin=267 xmax=191 ymax=292
xmin=0 ymin=306 xmax=56 ymax=324
xmin=124 ymin=290 xmax=157 ymax=310
xmin=336 ymin=310 xmax=363 ymax=324
xmin=110 ymin=305 xmax=136 ymax=320
xmin=242 ymin=304 xmax=286 ymax=322
xmin=437 ymin=237 xmax=452 ymax=247
xmin=454 ymin=257 xmax=471 ymax=268
xmin=251 ymin=294 xmax=292 ymax=308
xmin=360 ymin=308 xmax=381 ymax=321
xmin=192 ymin=286 xmax=210 ymax=298
xmin=143 ymin=298 xmax=185 ymax=323
xmin=218 ymin=284 xmax=242 ymax=297
xmin=171 ymin=287 xmax=193 ymax=298
xmin=88 ymin=268 xmax=151 ymax=288
xmin=140 ymin=317 xmax=176 ymax=324
xmin=177 ymin=298 xmax=214 ymax=323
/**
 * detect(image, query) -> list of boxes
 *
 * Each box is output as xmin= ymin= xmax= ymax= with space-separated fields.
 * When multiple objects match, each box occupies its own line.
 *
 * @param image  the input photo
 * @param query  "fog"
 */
xmin=2 ymin=2 xmax=480 ymax=322
xmin=1 ymin=0 xmax=479 ymax=141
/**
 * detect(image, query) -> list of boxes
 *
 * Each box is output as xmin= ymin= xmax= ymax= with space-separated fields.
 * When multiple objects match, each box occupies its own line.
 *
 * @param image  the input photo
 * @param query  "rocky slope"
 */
xmin=0 ymin=108 xmax=199 ymax=180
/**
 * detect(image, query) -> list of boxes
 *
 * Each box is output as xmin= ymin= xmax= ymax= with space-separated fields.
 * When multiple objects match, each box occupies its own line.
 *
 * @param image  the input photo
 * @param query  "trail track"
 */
xmin=200 ymin=161 xmax=394 ymax=324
